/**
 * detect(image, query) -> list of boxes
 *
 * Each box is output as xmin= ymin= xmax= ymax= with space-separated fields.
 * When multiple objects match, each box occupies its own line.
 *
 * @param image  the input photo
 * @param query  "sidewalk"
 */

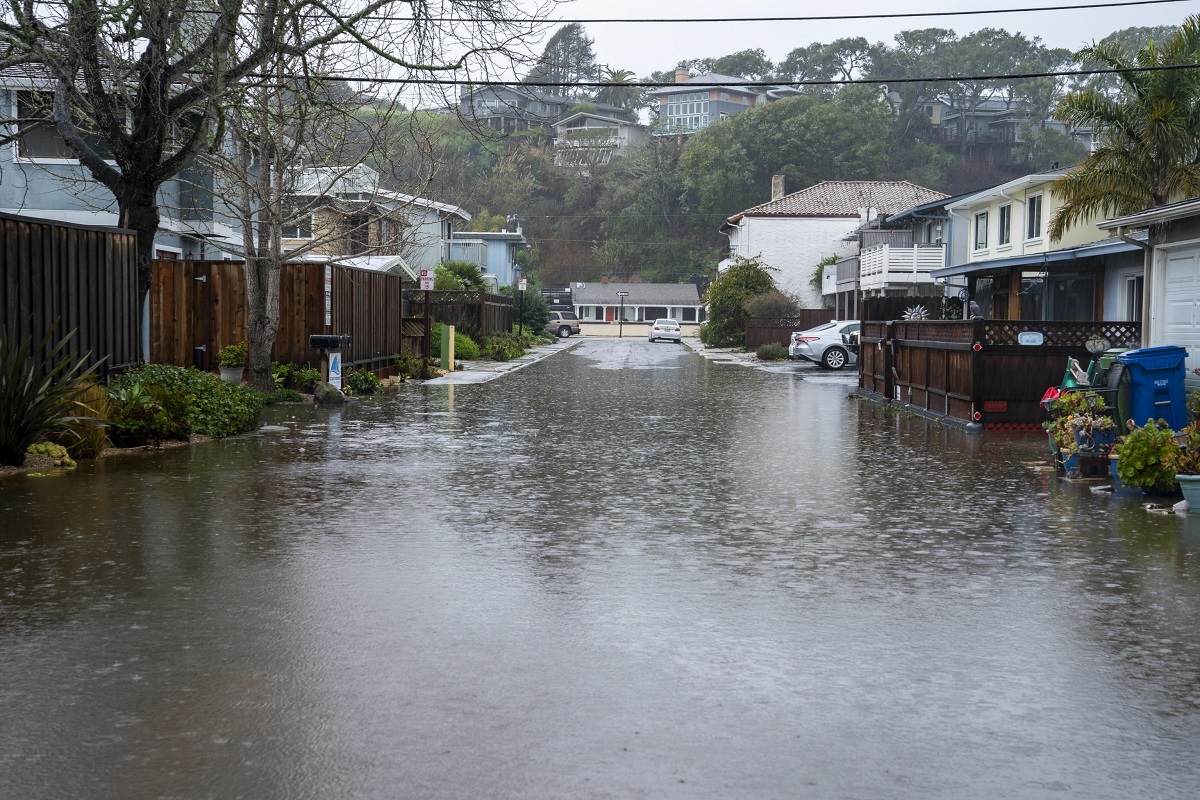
xmin=681 ymin=339 xmax=758 ymax=367
xmin=422 ymin=338 xmax=581 ymax=384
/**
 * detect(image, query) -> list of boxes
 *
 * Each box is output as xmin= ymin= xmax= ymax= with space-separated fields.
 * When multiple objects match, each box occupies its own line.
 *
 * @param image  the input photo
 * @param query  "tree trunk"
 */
xmin=119 ymin=188 xmax=161 ymax=360
xmin=245 ymin=256 xmax=282 ymax=392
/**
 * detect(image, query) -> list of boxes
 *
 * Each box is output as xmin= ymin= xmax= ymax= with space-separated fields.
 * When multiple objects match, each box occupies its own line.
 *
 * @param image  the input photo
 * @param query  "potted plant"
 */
xmin=1170 ymin=422 xmax=1200 ymax=507
xmin=1042 ymin=391 xmax=1114 ymax=476
xmin=217 ymin=341 xmax=247 ymax=383
xmin=1113 ymin=418 xmax=1179 ymax=496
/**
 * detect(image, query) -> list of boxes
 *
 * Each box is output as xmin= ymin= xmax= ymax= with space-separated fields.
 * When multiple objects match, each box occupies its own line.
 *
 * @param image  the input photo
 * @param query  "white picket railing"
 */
xmin=859 ymin=245 xmax=946 ymax=291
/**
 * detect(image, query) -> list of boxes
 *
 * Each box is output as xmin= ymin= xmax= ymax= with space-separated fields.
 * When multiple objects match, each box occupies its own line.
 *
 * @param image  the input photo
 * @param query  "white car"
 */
xmin=788 ymin=321 xmax=860 ymax=369
xmin=648 ymin=318 xmax=682 ymax=343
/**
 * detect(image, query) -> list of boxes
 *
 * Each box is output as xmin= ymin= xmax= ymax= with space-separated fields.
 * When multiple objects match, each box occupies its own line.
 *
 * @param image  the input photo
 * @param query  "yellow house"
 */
xmin=933 ymin=170 xmax=1145 ymax=322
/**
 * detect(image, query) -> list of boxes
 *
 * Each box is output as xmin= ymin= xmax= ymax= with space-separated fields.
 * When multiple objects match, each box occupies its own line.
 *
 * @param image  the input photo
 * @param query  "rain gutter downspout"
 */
xmin=1116 ymin=224 xmax=1155 ymax=347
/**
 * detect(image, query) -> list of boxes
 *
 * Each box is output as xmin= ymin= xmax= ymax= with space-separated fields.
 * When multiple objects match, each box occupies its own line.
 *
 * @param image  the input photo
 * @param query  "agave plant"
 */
xmin=0 ymin=324 xmax=105 ymax=466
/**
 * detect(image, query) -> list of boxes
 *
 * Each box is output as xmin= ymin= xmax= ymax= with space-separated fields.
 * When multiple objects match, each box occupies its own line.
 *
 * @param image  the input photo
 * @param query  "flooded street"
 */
xmin=3 ymin=338 xmax=1200 ymax=799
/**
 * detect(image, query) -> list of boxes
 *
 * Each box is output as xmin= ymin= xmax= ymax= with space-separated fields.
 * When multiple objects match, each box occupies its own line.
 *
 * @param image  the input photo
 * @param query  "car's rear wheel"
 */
xmin=822 ymin=346 xmax=848 ymax=370
xmin=558 ymin=326 xmax=571 ymax=338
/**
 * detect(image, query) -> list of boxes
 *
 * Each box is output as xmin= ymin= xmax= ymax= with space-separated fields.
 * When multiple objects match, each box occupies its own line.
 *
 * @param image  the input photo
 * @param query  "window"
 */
xmin=282 ymin=214 xmax=314 ymax=239
xmin=974 ymin=211 xmax=989 ymax=251
xmin=1026 ymin=193 xmax=1043 ymax=240
xmin=998 ymin=204 xmax=1012 ymax=246
xmin=1125 ymin=274 xmax=1144 ymax=322
xmin=15 ymin=91 xmax=111 ymax=160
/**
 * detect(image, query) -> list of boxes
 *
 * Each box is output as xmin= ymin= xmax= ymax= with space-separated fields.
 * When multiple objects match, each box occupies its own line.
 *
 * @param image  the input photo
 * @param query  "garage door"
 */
xmin=1161 ymin=246 xmax=1200 ymax=390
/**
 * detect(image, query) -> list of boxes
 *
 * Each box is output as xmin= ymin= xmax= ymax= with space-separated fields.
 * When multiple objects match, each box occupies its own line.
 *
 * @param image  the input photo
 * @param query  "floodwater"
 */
xmin=3 ymin=338 xmax=1200 ymax=799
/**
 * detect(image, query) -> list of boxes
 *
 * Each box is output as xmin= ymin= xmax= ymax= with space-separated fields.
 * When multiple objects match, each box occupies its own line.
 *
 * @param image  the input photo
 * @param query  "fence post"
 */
xmin=883 ymin=321 xmax=895 ymax=402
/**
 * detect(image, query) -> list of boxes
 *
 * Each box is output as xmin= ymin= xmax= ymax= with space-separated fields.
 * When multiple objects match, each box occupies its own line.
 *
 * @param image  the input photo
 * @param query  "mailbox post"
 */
xmin=310 ymin=334 xmax=351 ymax=390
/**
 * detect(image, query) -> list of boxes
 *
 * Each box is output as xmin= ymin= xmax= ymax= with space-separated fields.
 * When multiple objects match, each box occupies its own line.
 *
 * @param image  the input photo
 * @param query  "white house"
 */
xmin=720 ymin=178 xmax=947 ymax=307
xmin=552 ymin=112 xmax=649 ymax=172
xmin=571 ymin=282 xmax=704 ymax=324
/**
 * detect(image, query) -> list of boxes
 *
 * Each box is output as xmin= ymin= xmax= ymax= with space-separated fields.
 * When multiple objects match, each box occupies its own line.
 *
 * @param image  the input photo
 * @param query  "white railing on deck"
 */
xmin=859 ymin=244 xmax=945 ymax=291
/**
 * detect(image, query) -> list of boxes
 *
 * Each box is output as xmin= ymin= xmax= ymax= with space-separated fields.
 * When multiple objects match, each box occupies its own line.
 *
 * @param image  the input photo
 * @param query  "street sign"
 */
xmin=519 ymin=278 xmax=527 ymax=291
xmin=616 ymin=291 xmax=629 ymax=296
xmin=419 ymin=269 xmax=434 ymax=291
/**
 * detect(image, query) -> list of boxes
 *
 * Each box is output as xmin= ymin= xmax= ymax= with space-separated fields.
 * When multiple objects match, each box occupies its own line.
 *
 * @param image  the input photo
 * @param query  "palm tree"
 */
xmin=594 ymin=68 xmax=642 ymax=116
xmin=1049 ymin=16 xmax=1200 ymax=241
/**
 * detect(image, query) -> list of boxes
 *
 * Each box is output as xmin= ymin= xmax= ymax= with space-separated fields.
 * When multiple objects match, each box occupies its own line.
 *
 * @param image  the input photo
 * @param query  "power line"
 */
xmin=401 ymin=0 xmax=1194 ymax=24
xmin=275 ymin=62 xmax=1200 ymax=88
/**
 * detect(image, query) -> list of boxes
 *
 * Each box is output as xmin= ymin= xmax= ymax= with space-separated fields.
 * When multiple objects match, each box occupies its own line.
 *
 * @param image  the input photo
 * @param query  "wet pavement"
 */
xmin=3 ymin=338 xmax=1200 ymax=799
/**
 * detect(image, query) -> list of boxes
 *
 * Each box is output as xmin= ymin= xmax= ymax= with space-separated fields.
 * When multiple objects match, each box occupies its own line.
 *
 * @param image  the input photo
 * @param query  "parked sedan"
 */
xmin=648 ymin=318 xmax=683 ymax=343
xmin=788 ymin=321 xmax=860 ymax=369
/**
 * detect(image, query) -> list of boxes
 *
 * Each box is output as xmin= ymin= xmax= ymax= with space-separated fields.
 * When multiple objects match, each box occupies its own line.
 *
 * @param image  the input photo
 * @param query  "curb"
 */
xmin=422 ymin=338 xmax=582 ymax=385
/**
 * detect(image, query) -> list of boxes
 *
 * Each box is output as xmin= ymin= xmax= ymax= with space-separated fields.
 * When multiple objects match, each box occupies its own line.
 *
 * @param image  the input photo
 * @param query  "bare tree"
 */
xmin=0 ymin=0 xmax=549 ymax=324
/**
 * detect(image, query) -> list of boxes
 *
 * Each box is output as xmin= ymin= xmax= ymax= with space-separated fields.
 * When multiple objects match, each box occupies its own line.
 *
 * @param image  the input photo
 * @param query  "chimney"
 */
xmin=674 ymin=68 xmax=690 ymax=84
xmin=771 ymin=174 xmax=786 ymax=201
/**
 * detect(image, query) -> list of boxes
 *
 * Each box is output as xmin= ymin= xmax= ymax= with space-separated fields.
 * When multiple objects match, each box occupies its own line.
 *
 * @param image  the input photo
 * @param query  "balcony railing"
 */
xmin=859 ymin=244 xmax=945 ymax=292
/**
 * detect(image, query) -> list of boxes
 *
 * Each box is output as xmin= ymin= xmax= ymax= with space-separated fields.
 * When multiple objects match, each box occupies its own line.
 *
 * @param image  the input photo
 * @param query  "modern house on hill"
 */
xmin=458 ymin=85 xmax=630 ymax=133
xmin=646 ymin=70 xmax=801 ymax=136
xmin=552 ymin=112 xmax=649 ymax=172
xmin=721 ymin=177 xmax=948 ymax=307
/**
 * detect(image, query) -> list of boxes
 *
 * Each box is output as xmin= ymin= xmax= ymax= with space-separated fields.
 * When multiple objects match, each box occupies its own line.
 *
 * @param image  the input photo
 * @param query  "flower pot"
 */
xmin=1060 ymin=451 xmax=1081 ymax=478
xmin=219 ymin=366 xmax=244 ymax=383
xmin=1075 ymin=427 xmax=1117 ymax=454
xmin=1177 ymin=475 xmax=1200 ymax=508
xmin=1110 ymin=455 xmax=1123 ymax=489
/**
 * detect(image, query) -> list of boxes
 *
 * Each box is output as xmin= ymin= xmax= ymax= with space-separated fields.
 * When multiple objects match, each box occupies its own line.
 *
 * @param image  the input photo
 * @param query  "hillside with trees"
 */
xmin=388 ymin=23 xmax=1183 ymax=289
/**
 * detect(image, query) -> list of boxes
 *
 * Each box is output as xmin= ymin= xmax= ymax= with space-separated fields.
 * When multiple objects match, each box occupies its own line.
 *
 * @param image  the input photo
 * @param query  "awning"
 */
xmin=931 ymin=237 xmax=1144 ymax=279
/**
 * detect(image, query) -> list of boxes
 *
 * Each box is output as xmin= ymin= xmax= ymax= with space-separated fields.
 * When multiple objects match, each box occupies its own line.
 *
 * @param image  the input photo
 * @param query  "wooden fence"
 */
xmin=151 ymin=262 xmax=514 ymax=374
xmin=1 ymin=211 xmax=140 ymax=378
xmin=745 ymin=310 xmax=836 ymax=349
xmin=406 ymin=290 xmax=513 ymax=338
xmin=858 ymin=319 xmax=1141 ymax=428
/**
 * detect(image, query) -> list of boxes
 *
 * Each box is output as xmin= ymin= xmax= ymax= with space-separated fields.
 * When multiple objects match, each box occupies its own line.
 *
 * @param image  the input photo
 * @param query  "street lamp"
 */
xmin=616 ymin=291 xmax=629 ymax=338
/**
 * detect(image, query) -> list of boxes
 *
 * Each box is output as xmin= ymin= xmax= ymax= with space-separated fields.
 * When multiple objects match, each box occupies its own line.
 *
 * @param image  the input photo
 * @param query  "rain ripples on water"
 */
xmin=2 ymin=338 xmax=1200 ymax=799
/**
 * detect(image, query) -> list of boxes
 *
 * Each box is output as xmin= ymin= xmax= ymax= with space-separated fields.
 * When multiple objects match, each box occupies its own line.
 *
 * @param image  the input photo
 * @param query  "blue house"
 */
xmin=449 ymin=229 xmax=529 ymax=289
xmin=0 ymin=66 xmax=238 ymax=259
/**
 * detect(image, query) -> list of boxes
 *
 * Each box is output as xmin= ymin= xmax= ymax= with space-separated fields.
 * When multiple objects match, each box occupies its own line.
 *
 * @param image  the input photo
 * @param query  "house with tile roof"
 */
xmin=570 ymin=282 xmax=705 ymax=324
xmin=646 ymin=70 xmax=801 ymax=136
xmin=720 ymin=177 xmax=948 ymax=307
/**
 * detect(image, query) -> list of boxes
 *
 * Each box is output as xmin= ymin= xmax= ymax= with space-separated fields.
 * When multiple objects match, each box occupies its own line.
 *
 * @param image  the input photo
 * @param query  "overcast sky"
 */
xmin=554 ymin=0 xmax=1196 ymax=79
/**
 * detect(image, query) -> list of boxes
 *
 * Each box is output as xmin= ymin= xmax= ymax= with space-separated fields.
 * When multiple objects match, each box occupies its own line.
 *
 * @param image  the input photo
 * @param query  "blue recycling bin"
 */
xmin=1116 ymin=345 xmax=1189 ymax=430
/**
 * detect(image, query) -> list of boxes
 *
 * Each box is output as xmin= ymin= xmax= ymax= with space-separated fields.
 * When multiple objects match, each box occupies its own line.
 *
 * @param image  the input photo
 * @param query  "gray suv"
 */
xmin=545 ymin=310 xmax=581 ymax=338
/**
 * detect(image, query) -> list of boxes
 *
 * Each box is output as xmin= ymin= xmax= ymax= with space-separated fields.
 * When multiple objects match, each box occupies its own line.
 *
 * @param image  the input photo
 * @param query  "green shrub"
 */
xmin=756 ymin=342 xmax=788 ymax=361
xmin=107 ymin=383 xmax=177 ymax=447
xmin=111 ymin=365 xmax=264 ymax=440
xmin=484 ymin=332 xmax=527 ymax=362
xmin=264 ymin=388 xmax=303 ymax=404
xmin=271 ymin=362 xmax=320 ymax=391
xmin=345 ymin=368 xmax=381 ymax=395
xmin=454 ymin=333 xmax=480 ymax=360
xmin=0 ymin=324 xmax=103 ymax=466
xmin=217 ymin=341 xmax=247 ymax=368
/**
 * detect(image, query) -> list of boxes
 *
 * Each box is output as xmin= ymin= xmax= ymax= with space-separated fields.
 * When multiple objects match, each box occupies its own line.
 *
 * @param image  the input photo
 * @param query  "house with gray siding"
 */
xmin=570 ymin=282 xmax=705 ymax=324
xmin=646 ymin=70 xmax=801 ymax=135
xmin=0 ymin=66 xmax=237 ymax=258
xmin=449 ymin=229 xmax=528 ymax=288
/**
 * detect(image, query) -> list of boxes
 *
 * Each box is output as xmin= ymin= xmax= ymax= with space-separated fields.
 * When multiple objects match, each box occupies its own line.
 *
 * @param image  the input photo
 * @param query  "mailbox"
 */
xmin=310 ymin=334 xmax=351 ymax=350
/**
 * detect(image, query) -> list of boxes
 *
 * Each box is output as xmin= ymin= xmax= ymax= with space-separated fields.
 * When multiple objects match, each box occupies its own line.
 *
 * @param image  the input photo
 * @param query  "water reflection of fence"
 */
xmin=858 ymin=319 xmax=1141 ymax=427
